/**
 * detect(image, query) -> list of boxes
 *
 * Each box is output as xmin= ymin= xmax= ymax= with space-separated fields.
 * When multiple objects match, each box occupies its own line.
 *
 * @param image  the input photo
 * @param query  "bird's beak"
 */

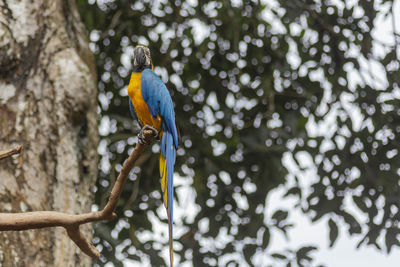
xmin=134 ymin=46 xmax=146 ymax=66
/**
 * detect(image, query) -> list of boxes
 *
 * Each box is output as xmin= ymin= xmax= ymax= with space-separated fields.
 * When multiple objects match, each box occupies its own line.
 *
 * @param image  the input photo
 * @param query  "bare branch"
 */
xmin=0 ymin=145 xmax=22 ymax=161
xmin=66 ymin=225 xmax=100 ymax=258
xmin=0 ymin=129 xmax=156 ymax=258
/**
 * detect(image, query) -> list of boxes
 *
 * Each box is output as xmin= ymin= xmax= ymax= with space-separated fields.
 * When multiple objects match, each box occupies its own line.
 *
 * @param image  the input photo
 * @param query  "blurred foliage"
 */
xmin=76 ymin=0 xmax=400 ymax=266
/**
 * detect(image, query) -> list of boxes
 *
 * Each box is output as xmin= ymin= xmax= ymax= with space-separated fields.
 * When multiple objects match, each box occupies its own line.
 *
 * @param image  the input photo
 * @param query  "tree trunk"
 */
xmin=0 ymin=0 xmax=97 ymax=266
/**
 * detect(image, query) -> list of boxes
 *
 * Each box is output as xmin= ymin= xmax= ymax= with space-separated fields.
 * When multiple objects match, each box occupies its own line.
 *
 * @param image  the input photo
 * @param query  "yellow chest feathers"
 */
xmin=127 ymin=72 xmax=162 ymax=130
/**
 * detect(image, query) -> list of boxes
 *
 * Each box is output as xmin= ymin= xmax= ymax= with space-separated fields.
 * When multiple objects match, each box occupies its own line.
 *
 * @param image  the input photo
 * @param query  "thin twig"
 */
xmin=0 ymin=145 xmax=23 ymax=161
xmin=0 ymin=129 xmax=155 ymax=258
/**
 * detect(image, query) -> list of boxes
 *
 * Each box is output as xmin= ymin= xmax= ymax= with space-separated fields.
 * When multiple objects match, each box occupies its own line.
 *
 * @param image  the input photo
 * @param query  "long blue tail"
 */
xmin=160 ymin=131 xmax=176 ymax=266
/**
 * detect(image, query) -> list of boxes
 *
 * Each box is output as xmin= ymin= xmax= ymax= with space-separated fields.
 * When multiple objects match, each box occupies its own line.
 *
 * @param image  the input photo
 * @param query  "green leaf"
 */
xmin=284 ymin=186 xmax=302 ymax=198
xmin=342 ymin=211 xmax=362 ymax=234
xmin=328 ymin=218 xmax=339 ymax=247
xmin=296 ymin=246 xmax=317 ymax=261
xmin=263 ymin=227 xmax=270 ymax=249
xmin=272 ymin=210 xmax=289 ymax=222
xmin=385 ymin=228 xmax=400 ymax=253
xmin=271 ymin=253 xmax=287 ymax=260
xmin=243 ymin=245 xmax=256 ymax=264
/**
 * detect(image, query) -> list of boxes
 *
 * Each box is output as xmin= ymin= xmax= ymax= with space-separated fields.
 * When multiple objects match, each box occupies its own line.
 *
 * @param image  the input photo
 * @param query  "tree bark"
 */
xmin=0 ymin=0 xmax=97 ymax=266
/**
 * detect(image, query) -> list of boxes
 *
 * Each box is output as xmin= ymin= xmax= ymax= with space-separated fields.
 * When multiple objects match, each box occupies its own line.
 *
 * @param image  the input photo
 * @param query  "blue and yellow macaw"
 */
xmin=127 ymin=45 xmax=178 ymax=266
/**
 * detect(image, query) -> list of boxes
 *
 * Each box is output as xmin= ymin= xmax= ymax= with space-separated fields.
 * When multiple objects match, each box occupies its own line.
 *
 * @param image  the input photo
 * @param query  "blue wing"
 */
xmin=141 ymin=68 xmax=177 ymax=266
xmin=141 ymin=69 xmax=178 ymax=148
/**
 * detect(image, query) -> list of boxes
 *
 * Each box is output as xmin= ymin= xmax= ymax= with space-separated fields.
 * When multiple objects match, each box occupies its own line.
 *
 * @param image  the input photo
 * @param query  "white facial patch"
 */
xmin=143 ymin=47 xmax=151 ymax=65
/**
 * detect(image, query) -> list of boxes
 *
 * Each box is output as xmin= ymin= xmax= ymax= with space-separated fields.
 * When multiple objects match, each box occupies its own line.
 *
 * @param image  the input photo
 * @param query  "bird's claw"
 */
xmin=138 ymin=125 xmax=159 ymax=145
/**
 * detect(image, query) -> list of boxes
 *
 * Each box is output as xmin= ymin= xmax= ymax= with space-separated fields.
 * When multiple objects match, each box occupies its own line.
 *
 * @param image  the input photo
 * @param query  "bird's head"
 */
xmin=133 ymin=45 xmax=152 ymax=72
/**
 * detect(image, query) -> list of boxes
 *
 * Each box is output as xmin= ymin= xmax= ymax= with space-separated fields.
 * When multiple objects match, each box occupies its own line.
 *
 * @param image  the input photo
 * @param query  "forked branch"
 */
xmin=0 ymin=129 xmax=155 ymax=258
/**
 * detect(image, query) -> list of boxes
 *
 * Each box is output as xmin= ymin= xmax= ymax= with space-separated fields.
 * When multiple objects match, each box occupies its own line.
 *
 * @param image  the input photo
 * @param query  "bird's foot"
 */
xmin=138 ymin=125 xmax=159 ymax=145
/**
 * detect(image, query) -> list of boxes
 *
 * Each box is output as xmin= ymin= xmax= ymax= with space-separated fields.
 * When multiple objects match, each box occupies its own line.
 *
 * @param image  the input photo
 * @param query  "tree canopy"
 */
xmin=77 ymin=0 xmax=400 ymax=266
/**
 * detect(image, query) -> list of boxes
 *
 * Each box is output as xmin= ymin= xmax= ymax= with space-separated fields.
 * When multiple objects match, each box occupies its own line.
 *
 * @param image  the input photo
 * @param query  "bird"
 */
xmin=127 ymin=45 xmax=178 ymax=267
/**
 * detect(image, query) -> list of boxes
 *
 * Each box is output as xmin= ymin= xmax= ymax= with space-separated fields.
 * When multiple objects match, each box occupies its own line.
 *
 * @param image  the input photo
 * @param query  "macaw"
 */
xmin=127 ymin=45 xmax=178 ymax=267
